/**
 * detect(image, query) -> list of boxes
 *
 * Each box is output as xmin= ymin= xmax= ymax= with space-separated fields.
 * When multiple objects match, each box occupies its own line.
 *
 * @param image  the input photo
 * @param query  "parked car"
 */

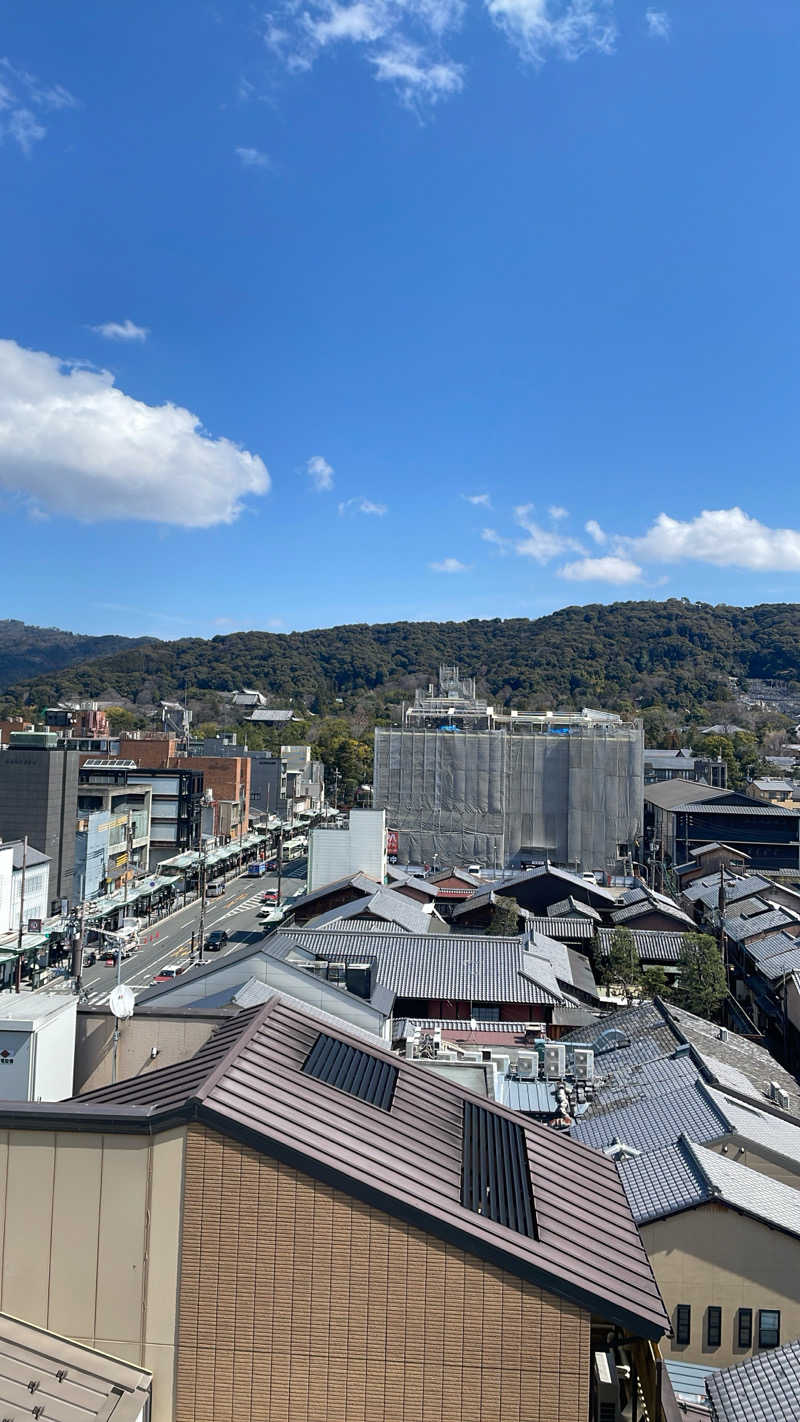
xmin=206 ymin=930 xmax=228 ymax=951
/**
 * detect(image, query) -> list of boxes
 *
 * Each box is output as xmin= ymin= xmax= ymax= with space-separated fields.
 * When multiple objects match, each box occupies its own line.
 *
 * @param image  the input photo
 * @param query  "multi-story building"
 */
xmin=644 ymin=747 xmax=727 ymax=788
xmin=374 ymin=667 xmax=643 ymax=873
xmin=0 ymin=732 xmax=79 ymax=910
xmin=172 ymin=755 xmax=251 ymax=844
xmin=79 ymin=760 xmax=201 ymax=869
xmin=0 ymin=840 xmax=51 ymax=934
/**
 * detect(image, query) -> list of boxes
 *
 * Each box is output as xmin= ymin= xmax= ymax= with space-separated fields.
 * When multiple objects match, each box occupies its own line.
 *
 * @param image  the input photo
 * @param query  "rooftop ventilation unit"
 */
xmin=544 ymin=1044 xmax=566 ymax=1080
xmin=718 ymin=1027 xmax=729 ymax=1041
xmin=771 ymin=1083 xmax=791 ymax=1111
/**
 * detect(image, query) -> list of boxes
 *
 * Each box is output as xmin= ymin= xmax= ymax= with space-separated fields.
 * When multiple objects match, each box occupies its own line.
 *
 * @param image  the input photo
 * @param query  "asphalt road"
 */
xmin=79 ymin=861 xmax=307 ymax=1006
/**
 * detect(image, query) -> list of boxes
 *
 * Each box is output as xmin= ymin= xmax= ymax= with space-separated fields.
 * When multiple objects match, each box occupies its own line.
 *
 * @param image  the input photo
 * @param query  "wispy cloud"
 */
xmin=0 ymin=338 xmax=269 ymax=527
xmin=338 ymin=496 xmax=387 ymax=516
xmin=548 ymin=504 xmax=568 ymax=520
xmin=464 ymin=492 xmax=492 ymax=507
xmin=429 ymin=556 xmax=470 ymax=572
xmin=645 ymin=8 xmax=670 ymax=39
xmin=0 ymin=58 xmax=77 ymax=155
xmin=513 ymin=504 xmax=584 ymax=562
xmin=91 ymin=319 xmax=149 ymax=343
xmin=481 ymin=527 xmax=511 ymax=553
xmin=306 ymin=454 xmax=334 ymax=491
xmin=585 ymin=518 xmax=607 ymax=545
xmin=263 ymin=0 xmax=614 ymax=109
xmin=235 ymin=145 xmax=272 ymax=168
xmin=559 ymin=554 xmax=642 ymax=584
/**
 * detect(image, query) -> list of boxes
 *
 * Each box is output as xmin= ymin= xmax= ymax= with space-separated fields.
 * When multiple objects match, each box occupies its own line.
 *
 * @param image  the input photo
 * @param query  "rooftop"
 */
xmin=305 ymin=886 xmax=438 ymax=935
xmin=643 ymin=782 xmax=725 ymax=811
xmin=596 ymin=927 xmax=689 ymax=964
xmin=706 ymin=1335 xmax=800 ymax=1422
xmin=26 ymin=995 xmax=668 ymax=1338
xmin=0 ymin=1310 xmax=151 ymax=1422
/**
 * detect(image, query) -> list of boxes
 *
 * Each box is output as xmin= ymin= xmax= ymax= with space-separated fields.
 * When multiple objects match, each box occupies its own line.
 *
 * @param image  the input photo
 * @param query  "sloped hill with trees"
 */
xmin=0 ymin=620 xmax=155 ymax=690
xmin=3 ymin=600 xmax=799 ymax=716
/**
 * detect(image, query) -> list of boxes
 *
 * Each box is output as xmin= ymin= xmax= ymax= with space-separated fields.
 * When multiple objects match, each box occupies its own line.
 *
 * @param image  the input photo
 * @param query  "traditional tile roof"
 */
xmin=745 ymin=931 xmax=800 ymax=981
xmin=22 ymin=995 xmax=669 ymax=1339
xmin=306 ymin=887 xmax=437 ymax=935
xmin=529 ymin=915 xmax=596 ymax=940
xmin=546 ymin=896 xmax=602 ymax=922
xmin=724 ymin=907 xmax=798 ymax=942
xmin=706 ymin=1336 xmax=800 ymax=1422
xmin=684 ymin=874 xmax=773 ymax=908
xmin=570 ymin=1079 xmax=730 ymax=1155
xmin=690 ymin=842 xmax=749 ymax=859
xmin=661 ymin=1001 xmax=800 ymax=1116
xmin=288 ymin=872 xmax=383 ymax=911
xmin=269 ymin=929 xmax=569 ymax=1005
xmin=611 ymin=888 xmax=694 ymax=928
xmin=689 ymin=1138 xmax=800 ymax=1239
xmin=670 ymin=801 xmax=800 ymax=816
xmin=596 ymin=927 xmax=688 ymax=964
xmin=617 ymin=1139 xmax=710 ymax=1224
xmin=643 ymin=782 xmax=725 ymax=810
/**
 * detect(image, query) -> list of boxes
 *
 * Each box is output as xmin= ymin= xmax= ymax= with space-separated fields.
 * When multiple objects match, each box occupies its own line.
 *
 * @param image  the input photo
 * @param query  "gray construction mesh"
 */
xmin=373 ymin=726 xmax=643 ymax=871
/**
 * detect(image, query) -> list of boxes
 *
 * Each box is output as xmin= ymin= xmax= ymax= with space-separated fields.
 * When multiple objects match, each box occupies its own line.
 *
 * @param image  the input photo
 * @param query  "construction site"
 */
xmin=373 ymin=666 xmax=643 ymax=873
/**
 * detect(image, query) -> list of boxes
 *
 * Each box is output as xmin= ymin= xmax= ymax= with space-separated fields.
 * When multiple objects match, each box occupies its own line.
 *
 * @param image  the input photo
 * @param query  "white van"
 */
xmin=206 ymin=881 xmax=225 ymax=897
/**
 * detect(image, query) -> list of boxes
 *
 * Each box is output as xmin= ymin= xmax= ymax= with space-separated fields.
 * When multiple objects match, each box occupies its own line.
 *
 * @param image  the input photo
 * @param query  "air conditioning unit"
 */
xmin=494 ymin=1053 xmax=511 ymax=1078
xmin=574 ymin=1048 xmax=595 ymax=1083
xmin=327 ymin=961 xmax=347 ymax=986
xmin=516 ymin=1051 xmax=537 ymax=1079
xmin=593 ymin=1351 xmax=623 ymax=1422
xmin=774 ymin=1086 xmax=791 ymax=1111
xmin=544 ymin=1043 xmax=566 ymax=1080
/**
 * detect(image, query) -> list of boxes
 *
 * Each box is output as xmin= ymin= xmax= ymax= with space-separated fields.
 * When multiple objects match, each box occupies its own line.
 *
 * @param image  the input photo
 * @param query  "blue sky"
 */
xmin=2 ymin=0 xmax=799 ymax=639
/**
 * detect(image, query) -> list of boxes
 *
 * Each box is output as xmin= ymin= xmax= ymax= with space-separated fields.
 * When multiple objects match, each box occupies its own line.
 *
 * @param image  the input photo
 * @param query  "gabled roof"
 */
xmin=306 ymin=886 xmax=437 ymax=935
xmin=746 ymin=931 xmax=800 ymax=981
xmin=492 ymin=863 xmax=617 ymax=906
xmin=289 ymin=872 xmax=383 ymax=911
xmin=643 ymin=781 xmax=725 ymax=810
xmin=385 ymin=866 xmax=440 ymax=898
xmin=671 ymin=801 xmax=800 ymax=817
xmin=24 ymin=996 xmax=668 ymax=1339
xmin=269 ymin=928 xmax=568 ymax=1005
xmin=683 ymin=873 xmax=773 ymax=908
xmin=596 ymin=927 xmax=688 ymax=964
xmin=690 ymin=842 xmax=749 ymax=860
xmin=546 ymin=896 xmax=602 ymax=922
xmin=706 ymin=1335 xmax=800 ymax=1422
xmin=723 ymin=907 xmax=798 ymax=943
xmin=611 ymin=887 xmax=694 ymax=928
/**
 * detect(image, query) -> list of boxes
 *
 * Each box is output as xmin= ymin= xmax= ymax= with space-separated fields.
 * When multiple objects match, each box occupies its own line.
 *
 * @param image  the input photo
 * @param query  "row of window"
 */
xmin=675 ymin=1305 xmax=780 ymax=1350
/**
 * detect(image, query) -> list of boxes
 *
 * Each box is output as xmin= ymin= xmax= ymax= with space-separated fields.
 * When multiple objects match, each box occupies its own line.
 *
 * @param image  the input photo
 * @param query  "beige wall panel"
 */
xmin=175 ymin=1124 xmax=591 ymax=1422
xmin=95 ymin=1136 xmax=149 ymax=1349
xmin=644 ymin=1202 xmax=800 ymax=1367
xmin=2 ymin=1131 xmax=55 ymax=1325
xmin=144 ymin=1128 xmax=185 ymax=1345
xmin=49 ymin=1132 xmax=103 ymax=1338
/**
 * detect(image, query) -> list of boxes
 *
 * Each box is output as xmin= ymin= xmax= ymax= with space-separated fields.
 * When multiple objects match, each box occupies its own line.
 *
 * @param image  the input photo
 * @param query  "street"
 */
xmin=79 ymin=861 xmax=307 ymax=1006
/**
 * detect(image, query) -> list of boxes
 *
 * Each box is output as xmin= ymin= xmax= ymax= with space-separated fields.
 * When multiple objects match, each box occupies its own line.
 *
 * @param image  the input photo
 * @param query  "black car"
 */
xmin=206 ymin=929 xmax=228 ymax=951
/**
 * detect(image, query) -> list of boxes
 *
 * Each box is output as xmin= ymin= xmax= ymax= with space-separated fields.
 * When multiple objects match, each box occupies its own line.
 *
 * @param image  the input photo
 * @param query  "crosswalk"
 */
xmin=223 ymin=892 xmax=269 ymax=917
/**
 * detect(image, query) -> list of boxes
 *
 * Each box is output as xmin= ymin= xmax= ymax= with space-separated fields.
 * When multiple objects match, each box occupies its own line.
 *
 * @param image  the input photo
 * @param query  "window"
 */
xmin=470 ymin=1004 xmax=501 ymax=1021
xmin=707 ymin=1307 xmax=722 ymax=1348
xmin=738 ymin=1309 xmax=753 ymax=1349
xmin=759 ymin=1310 xmax=780 ymax=1349
xmin=675 ymin=1305 xmax=691 ymax=1345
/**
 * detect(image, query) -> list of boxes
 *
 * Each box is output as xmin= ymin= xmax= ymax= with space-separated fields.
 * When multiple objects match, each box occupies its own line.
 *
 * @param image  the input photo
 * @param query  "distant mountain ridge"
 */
xmin=2 ymin=601 xmax=800 ymax=715
xmin=0 ymin=620 xmax=157 ymax=691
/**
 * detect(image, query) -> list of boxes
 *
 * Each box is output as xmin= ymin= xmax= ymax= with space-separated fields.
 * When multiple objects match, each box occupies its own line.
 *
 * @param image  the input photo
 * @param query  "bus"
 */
xmin=247 ymin=861 xmax=267 ymax=877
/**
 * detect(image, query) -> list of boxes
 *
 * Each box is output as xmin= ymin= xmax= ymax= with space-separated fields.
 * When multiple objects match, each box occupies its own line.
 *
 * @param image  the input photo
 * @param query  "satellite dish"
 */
xmin=109 ymin=984 xmax=135 ymax=1020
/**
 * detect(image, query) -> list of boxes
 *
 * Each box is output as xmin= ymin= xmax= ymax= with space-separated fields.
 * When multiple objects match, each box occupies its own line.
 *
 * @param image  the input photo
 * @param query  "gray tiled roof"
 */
xmin=528 ymin=915 xmax=595 ymax=940
xmin=392 ymin=1018 xmax=541 ymax=1038
xmin=724 ymin=908 xmax=798 ymax=942
xmin=689 ymin=1139 xmax=800 ymax=1239
xmin=662 ymin=1002 xmax=800 ymax=1116
xmin=685 ymin=874 xmax=773 ymax=909
xmin=706 ymin=1336 xmax=800 ymax=1422
xmin=706 ymin=1087 xmax=800 ymax=1168
xmin=746 ymin=930 xmax=800 ymax=979
xmin=670 ymin=801 xmax=800 ymax=816
xmin=306 ymin=887 xmax=436 ymax=935
xmin=643 ymin=781 xmax=725 ymax=810
xmin=596 ymin=928 xmax=688 ymax=964
xmin=611 ymin=897 xmax=694 ymax=927
xmin=618 ymin=1139 xmax=709 ymax=1224
xmin=270 ymin=929 xmax=567 ymax=1005
xmin=570 ymin=1079 xmax=729 ymax=1154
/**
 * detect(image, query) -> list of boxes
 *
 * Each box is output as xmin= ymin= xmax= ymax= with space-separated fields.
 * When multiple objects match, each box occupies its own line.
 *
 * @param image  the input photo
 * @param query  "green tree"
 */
xmin=600 ymin=927 xmax=643 ymax=1004
xmin=641 ymin=966 xmax=669 ymax=999
xmin=486 ymin=896 xmax=521 ymax=936
xmin=105 ymin=705 xmax=148 ymax=734
xmin=674 ymin=933 xmax=727 ymax=1019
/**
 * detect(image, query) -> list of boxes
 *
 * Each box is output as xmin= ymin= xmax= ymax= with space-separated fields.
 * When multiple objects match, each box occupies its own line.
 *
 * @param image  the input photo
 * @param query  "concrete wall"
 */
xmin=643 ymin=1201 xmax=800 ymax=1367
xmin=175 ymin=1124 xmax=591 ymax=1422
xmin=309 ymin=810 xmax=386 ymax=890
xmin=73 ymin=1008 xmax=230 ymax=1093
xmin=0 ymin=1126 xmax=184 ymax=1421
xmin=0 ymin=748 xmax=78 ymax=906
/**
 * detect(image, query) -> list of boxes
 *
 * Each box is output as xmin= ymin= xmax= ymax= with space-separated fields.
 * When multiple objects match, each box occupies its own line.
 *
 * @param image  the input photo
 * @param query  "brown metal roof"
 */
xmin=12 ymin=996 xmax=668 ymax=1339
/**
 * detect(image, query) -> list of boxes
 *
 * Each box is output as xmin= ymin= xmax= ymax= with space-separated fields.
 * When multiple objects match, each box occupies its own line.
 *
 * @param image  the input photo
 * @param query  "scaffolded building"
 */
xmin=373 ymin=668 xmax=643 ymax=872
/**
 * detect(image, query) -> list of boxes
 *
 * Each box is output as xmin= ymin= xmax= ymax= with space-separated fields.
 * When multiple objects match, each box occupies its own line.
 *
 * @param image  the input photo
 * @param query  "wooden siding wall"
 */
xmin=176 ymin=1124 xmax=590 ymax=1422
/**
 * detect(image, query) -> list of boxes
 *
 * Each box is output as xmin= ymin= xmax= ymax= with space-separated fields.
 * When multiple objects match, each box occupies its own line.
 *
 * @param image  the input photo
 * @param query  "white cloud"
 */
xmin=306 ymin=454 xmax=334 ymax=491
xmin=585 ymin=518 xmax=607 ymax=545
xmin=235 ymin=145 xmax=272 ymax=167
xmin=559 ymin=554 xmax=642 ymax=583
xmin=371 ymin=42 xmax=464 ymax=105
xmin=338 ymin=496 xmax=387 ymax=515
xmin=548 ymin=504 xmax=568 ymax=520
xmin=513 ymin=504 xmax=584 ymax=562
xmin=481 ymin=527 xmax=511 ymax=553
xmin=645 ymin=8 xmax=670 ymax=38
xmin=0 ymin=59 xmax=77 ymax=155
xmin=0 ymin=338 xmax=269 ymax=527
xmin=485 ymin=0 xmax=616 ymax=64
xmin=263 ymin=0 xmax=610 ymax=108
xmin=91 ymin=319 xmax=149 ymax=343
xmin=631 ymin=508 xmax=800 ymax=571
xmin=429 ymin=556 xmax=469 ymax=572
xmin=464 ymin=492 xmax=492 ymax=507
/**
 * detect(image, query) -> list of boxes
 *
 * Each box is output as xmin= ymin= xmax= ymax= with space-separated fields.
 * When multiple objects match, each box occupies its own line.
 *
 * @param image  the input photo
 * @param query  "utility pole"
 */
xmin=111 ymin=812 xmax=133 ymax=1084
xmin=14 ymin=835 xmax=27 ymax=994
xmin=196 ymin=840 xmax=207 ymax=963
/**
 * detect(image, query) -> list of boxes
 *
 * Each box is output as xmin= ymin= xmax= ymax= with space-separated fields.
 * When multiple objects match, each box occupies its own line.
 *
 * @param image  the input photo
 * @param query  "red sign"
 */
xmin=386 ymin=829 xmax=399 ymax=856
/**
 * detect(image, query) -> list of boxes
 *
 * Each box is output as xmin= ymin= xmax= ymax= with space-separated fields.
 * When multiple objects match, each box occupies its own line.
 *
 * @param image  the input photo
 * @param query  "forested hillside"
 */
xmin=0 ymin=620 xmax=155 ymax=690
xmin=3 ymin=600 xmax=800 ymax=716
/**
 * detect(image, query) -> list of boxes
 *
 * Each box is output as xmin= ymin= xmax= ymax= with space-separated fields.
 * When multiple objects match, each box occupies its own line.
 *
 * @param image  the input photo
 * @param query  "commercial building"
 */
xmin=173 ymin=754 xmax=251 ymax=843
xmin=308 ymin=808 xmax=386 ymax=889
xmin=249 ymin=745 xmax=324 ymax=823
xmin=0 ymin=839 xmax=51 ymax=934
xmin=374 ymin=668 xmax=643 ymax=873
xmin=0 ymin=731 xmax=79 ymax=909
xmin=79 ymin=760 xmax=202 ymax=869
xmin=0 ymin=994 xmax=670 ymax=1421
